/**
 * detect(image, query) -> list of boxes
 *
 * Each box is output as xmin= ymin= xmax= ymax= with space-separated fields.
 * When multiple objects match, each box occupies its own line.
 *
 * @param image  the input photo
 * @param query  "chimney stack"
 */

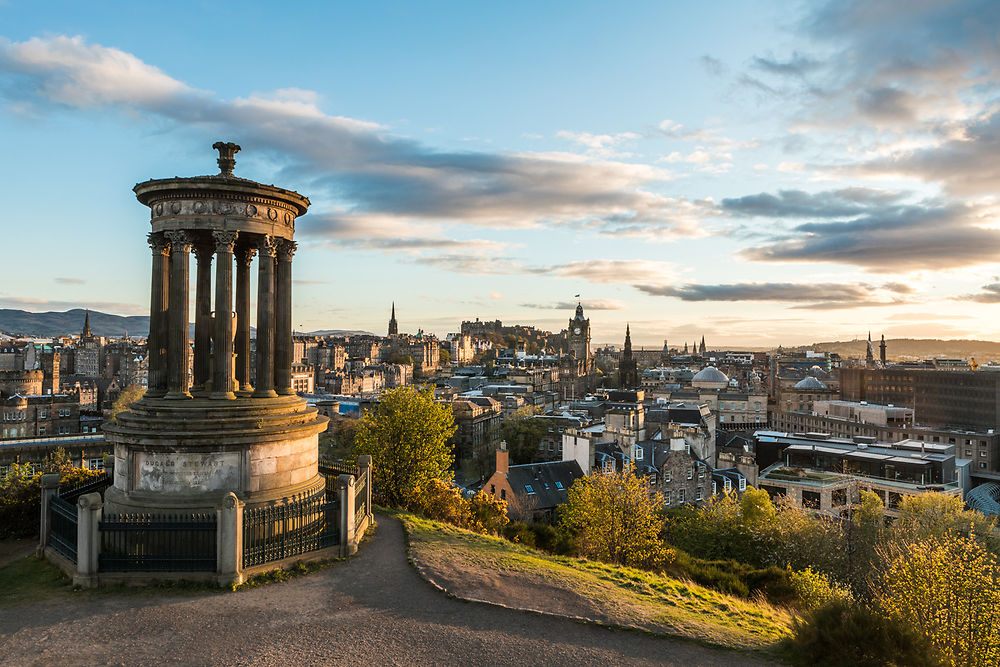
xmin=496 ymin=442 xmax=509 ymax=475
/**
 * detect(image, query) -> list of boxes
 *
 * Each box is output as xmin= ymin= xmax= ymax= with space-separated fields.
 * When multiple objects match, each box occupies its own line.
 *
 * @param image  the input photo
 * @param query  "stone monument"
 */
xmin=103 ymin=142 xmax=329 ymax=513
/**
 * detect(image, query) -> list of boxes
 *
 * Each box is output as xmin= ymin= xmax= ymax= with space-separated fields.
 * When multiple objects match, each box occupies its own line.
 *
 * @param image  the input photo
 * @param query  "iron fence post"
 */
xmin=358 ymin=455 xmax=372 ymax=521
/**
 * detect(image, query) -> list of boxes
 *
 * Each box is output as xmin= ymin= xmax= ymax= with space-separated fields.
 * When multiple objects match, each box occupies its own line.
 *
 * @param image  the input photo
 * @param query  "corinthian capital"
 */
xmin=235 ymin=244 xmax=257 ymax=267
xmin=212 ymin=230 xmax=239 ymax=253
xmin=163 ymin=231 xmax=193 ymax=253
xmin=277 ymin=240 xmax=297 ymax=262
xmin=147 ymin=232 xmax=171 ymax=256
xmin=257 ymin=235 xmax=279 ymax=258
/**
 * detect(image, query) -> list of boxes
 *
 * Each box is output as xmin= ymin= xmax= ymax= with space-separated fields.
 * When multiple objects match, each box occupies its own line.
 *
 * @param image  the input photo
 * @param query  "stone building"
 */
xmin=485 ymin=447 xmax=584 ymax=519
xmin=451 ymin=396 xmax=502 ymax=478
xmin=290 ymin=362 xmax=315 ymax=394
xmin=2 ymin=393 xmax=80 ymax=439
xmin=656 ymin=437 xmax=714 ymax=507
xmin=74 ymin=312 xmax=104 ymax=378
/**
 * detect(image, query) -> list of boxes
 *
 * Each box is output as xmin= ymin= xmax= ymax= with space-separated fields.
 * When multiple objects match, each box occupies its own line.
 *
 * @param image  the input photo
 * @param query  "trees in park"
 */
xmin=876 ymin=533 xmax=1000 ymax=666
xmin=354 ymin=385 xmax=456 ymax=508
xmin=109 ymin=384 xmax=145 ymax=422
xmin=560 ymin=463 xmax=665 ymax=567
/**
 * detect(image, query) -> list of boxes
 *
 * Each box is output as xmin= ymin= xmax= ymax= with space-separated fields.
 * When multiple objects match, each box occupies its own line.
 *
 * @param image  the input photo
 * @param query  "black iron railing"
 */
xmin=98 ymin=513 xmax=217 ymax=572
xmin=243 ymin=488 xmax=340 ymax=568
xmin=354 ymin=474 xmax=368 ymax=531
xmin=318 ymin=461 xmax=359 ymax=478
xmin=49 ymin=494 xmax=78 ymax=563
xmin=60 ymin=471 xmax=113 ymax=503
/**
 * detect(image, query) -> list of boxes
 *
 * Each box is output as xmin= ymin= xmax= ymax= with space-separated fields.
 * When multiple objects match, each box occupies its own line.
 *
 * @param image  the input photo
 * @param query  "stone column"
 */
xmin=216 ymin=491 xmax=244 ymax=587
xmin=164 ymin=231 xmax=193 ymax=399
xmin=275 ymin=240 xmax=296 ymax=395
xmin=339 ymin=474 xmax=357 ymax=556
xmin=254 ymin=236 xmax=278 ymax=398
xmin=74 ymin=492 xmax=103 ymax=588
xmin=146 ymin=233 xmax=170 ymax=397
xmin=192 ymin=243 xmax=214 ymax=395
xmin=234 ymin=245 xmax=256 ymax=393
xmin=211 ymin=231 xmax=238 ymax=400
xmin=38 ymin=473 xmax=60 ymax=555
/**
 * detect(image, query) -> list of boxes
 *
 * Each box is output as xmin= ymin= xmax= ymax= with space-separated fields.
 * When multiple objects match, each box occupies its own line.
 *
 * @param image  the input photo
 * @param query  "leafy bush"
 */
xmin=781 ymin=599 xmax=936 ymax=667
xmin=0 ymin=461 xmax=106 ymax=539
xmin=788 ymin=566 xmax=852 ymax=610
xmin=412 ymin=479 xmax=508 ymax=535
xmin=503 ymin=521 xmax=536 ymax=547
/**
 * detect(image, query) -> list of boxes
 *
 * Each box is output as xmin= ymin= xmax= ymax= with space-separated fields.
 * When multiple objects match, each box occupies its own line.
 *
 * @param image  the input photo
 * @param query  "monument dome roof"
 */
xmin=794 ymin=376 xmax=828 ymax=390
xmin=692 ymin=366 xmax=729 ymax=383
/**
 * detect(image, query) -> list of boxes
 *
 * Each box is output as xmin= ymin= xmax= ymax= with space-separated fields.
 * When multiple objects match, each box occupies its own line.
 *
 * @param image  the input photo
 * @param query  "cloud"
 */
xmin=721 ymin=188 xmax=906 ymax=218
xmin=0 ymin=35 xmax=700 ymax=241
xmin=728 ymin=189 xmax=1000 ymax=270
xmin=54 ymin=277 xmax=85 ymax=285
xmin=292 ymin=279 xmax=330 ymax=285
xmin=961 ymin=283 xmax=1000 ymax=303
xmin=752 ymin=53 xmax=821 ymax=78
xmin=520 ymin=299 xmax=626 ymax=311
xmin=634 ymin=281 xmax=912 ymax=308
xmin=535 ymin=259 xmax=676 ymax=285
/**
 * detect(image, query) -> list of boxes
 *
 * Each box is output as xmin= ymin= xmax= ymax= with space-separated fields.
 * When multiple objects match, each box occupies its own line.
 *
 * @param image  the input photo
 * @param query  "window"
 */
xmin=89 ymin=458 xmax=104 ymax=470
xmin=525 ymin=484 xmax=535 ymax=494
xmin=500 ymin=489 xmax=506 ymax=500
xmin=739 ymin=477 xmax=746 ymax=491
xmin=490 ymin=484 xmax=495 ymax=495
xmin=698 ymin=467 xmax=705 ymax=479
xmin=686 ymin=466 xmax=693 ymax=480
xmin=38 ymin=427 xmax=45 ymax=435
xmin=966 ymin=450 xmax=973 ymax=457
xmin=982 ymin=451 xmax=988 ymax=457
xmin=724 ymin=479 xmax=732 ymax=492
xmin=664 ymin=470 xmax=671 ymax=482
xmin=635 ymin=446 xmax=644 ymax=460
xmin=679 ymin=489 xmax=685 ymax=503
xmin=712 ymin=481 xmax=716 ymax=495
xmin=664 ymin=490 xmax=671 ymax=504
xmin=696 ymin=488 xmax=702 ymax=501
xmin=981 ymin=462 xmax=987 ymax=469
xmin=555 ymin=481 xmax=564 ymax=490
xmin=39 ymin=410 xmax=48 ymax=419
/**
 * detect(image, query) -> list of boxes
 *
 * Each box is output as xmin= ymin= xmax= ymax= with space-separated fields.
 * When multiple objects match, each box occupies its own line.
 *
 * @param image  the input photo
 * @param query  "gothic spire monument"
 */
xmin=618 ymin=324 xmax=639 ymax=389
xmin=82 ymin=309 xmax=92 ymax=338
xmin=388 ymin=302 xmax=398 ymax=336
xmin=880 ymin=334 xmax=887 ymax=366
xmin=103 ymin=142 xmax=329 ymax=514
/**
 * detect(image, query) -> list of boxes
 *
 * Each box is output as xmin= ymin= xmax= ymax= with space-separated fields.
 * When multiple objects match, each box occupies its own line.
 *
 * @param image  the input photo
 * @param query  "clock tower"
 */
xmin=567 ymin=302 xmax=592 ymax=370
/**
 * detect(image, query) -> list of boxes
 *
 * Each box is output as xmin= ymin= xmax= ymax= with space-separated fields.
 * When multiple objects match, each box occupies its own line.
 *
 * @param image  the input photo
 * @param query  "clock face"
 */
xmin=574 ymin=327 xmax=581 ymax=335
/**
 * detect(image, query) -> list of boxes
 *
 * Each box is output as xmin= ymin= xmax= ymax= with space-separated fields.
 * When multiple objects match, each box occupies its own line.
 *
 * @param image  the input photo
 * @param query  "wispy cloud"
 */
xmin=0 ymin=35 xmax=700 ymax=241
xmin=54 ymin=277 xmax=85 ymax=285
xmin=634 ymin=281 xmax=913 ymax=309
xmin=520 ymin=299 xmax=626 ymax=311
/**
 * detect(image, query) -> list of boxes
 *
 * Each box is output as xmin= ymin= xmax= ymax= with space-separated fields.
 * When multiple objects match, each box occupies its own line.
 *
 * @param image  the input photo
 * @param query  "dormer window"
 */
xmin=525 ymin=485 xmax=535 ymax=494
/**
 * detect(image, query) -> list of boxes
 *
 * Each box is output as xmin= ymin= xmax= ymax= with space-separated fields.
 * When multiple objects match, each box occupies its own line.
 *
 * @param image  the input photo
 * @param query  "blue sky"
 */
xmin=1 ymin=1 xmax=999 ymax=347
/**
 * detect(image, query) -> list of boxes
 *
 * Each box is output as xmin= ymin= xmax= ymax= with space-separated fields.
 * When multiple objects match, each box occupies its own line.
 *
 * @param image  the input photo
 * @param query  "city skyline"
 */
xmin=2 ymin=1 xmax=999 ymax=347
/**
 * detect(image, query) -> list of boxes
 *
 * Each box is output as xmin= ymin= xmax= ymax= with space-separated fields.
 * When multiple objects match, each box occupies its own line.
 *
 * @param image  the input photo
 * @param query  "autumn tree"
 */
xmin=354 ymin=385 xmax=456 ymax=508
xmin=109 ymin=384 xmax=145 ymax=422
xmin=559 ymin=463 xmax=665 ymax=567
xmin=893 ymin=492 xmax=999 ymax=551
xmin=876 ymin=533 xmax=1000 ymax=666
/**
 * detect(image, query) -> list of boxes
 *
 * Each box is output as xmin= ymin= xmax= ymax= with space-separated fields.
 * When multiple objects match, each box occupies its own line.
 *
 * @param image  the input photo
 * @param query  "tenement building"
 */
xmin=103 ymin=142 xmax=328 ymax=514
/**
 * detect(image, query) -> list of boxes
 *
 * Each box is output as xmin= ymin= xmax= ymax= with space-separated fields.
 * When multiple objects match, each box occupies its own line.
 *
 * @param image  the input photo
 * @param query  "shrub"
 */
xmin=503 ymin=521 xmax=536 ymax=547
xmin=782 ymin=599 xmax=936 ymax=667
xmin=0 ymin=463 xmax=106 ymax=539
xmin=412 ymin=480 xmax=508 ymax=535
xmin=788 ymin=566 xmax=852 ymax=610
xmin=467 ymin=490 xmax=509 ymax=535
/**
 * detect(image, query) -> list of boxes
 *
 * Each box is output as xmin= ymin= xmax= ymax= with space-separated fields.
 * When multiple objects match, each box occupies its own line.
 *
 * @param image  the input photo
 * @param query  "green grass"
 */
xmin=399 ymin=511 xmax=795 ymax=653
xmin=0 ymin=554 xmax=77 ymax=606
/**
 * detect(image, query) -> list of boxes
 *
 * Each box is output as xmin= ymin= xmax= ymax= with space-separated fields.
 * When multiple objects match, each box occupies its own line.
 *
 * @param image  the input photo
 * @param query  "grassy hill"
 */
xmin=400 ymin=512 xmax=793 ymax=655
xmin=0 ymin=308 xmax=149 ymax=338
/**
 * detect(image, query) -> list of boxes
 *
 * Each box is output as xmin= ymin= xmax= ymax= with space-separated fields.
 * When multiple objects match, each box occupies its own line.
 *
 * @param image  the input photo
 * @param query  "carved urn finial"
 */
xmin=212 ymin=141 xmax=241 ymax=176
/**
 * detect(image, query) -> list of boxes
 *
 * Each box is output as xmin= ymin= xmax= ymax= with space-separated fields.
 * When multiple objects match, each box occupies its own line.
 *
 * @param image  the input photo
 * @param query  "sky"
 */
xmin=1 ymin=0 xmax=999 ymax=348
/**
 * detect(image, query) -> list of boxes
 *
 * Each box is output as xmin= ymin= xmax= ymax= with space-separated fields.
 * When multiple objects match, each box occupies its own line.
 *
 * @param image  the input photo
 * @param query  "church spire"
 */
xmin=388 ymin=302 xmax=398 ymax=336
xmin=82 ymin=309 xmax=92 ymax=338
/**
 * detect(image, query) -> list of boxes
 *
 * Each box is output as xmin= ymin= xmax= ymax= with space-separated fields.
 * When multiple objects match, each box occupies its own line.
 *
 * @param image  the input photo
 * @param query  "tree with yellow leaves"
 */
xmin=559 ymin=462 xmax=665 ymax=567
xmin=876 ymin=533 xmax=1000 ymax=666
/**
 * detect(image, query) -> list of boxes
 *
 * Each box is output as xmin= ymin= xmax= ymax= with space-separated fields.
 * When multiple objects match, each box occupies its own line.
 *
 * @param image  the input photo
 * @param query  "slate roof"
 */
xmin=506 ymin=460 xmax=585 ymax=510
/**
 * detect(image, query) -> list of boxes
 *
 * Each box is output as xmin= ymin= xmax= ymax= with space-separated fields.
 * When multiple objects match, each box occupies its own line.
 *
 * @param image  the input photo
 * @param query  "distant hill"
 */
xmin=0 ymin=309 xmax=149 ymax=338
xmin=304 ymin=329 xmax=375 ymax=337
xmin=781 ymin=338 xmax=1000 ymax=362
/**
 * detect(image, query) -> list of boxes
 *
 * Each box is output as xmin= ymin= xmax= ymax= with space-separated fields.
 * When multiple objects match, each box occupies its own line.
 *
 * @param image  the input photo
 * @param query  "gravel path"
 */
xmin=0 ymin=515 xmax=776 ymax=666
